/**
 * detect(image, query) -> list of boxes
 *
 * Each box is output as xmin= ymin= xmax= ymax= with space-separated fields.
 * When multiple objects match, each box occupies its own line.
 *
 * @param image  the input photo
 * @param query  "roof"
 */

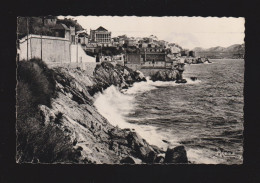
xmin=96 ymin=26 xmax=108 ymax=31
xmin=78 ymin=32 xmax=88 ymax=37
xmin=51 ymin=23 xmax=70 ymax=31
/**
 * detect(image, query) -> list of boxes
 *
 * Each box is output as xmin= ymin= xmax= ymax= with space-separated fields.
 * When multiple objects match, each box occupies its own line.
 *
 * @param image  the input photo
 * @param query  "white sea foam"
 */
xmin=186 ymin=148 xmax=222 ymax=164
xmin=124 ymin=77 xmax=201 ymax=95
xmin=94 ymin=85 xmax=168 ymax=148
xmin=124 ymin=78 xmax=157 ymax=94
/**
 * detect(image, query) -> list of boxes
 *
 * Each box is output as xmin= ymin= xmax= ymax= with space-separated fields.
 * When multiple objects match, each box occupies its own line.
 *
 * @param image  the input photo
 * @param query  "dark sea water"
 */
xmin=94 ymin=59 xmax=244 ymax=164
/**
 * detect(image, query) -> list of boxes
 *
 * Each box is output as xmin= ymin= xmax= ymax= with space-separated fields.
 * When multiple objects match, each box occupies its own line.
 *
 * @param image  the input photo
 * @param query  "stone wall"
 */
xmin=70 ymin=44 xmax=96 ymax=63
xmin=126 ymin=64 xmax=142 ymax=71
xmin=126 ymin=54 xmax=141 ymax=64
xmin=19 ymin=34 xmax=71 ymax=63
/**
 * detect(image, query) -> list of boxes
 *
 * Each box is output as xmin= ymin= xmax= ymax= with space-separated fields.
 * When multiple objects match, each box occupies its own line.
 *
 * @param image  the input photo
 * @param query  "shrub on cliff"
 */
xmin=17 ymin=59 xmax=80 ymax=163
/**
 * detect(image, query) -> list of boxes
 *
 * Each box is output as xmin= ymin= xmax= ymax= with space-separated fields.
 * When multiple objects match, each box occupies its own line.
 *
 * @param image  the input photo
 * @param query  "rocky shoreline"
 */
xmin=32 ymin=61 xmax=189 ymax=164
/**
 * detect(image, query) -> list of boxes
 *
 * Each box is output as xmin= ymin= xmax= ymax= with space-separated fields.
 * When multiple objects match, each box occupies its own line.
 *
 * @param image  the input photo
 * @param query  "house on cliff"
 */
xmin=76 ymin=31 xmax=89 ymax=49
xmin=125 ymin=48 xmax=170 ymax=70
xmin=51 ymin=23 xmax=76 ymax=43
xmin=141 ymin=48 xmax=167 ymax=68
xmin=125 ymin=53 xmax=142 ymax=70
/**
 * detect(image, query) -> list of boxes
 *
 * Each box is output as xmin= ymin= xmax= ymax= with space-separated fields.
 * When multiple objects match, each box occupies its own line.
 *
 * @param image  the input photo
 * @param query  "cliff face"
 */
xmin=17 ymin=60 xmax=188 ymax=164
xmin=38 ymin=62 xmax=165 ymax=164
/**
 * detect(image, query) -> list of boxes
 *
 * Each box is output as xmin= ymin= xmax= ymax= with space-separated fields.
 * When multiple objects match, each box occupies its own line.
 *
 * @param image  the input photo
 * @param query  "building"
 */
xmin=188 ymin=51 xmax=195 ymax=57
xmin=77 ymin=32 xmax=88 ymax=45
xmin=118 ymin=38 xmax=125 ymax=46
xmin=180 ymin=50 xmax=189 ymax=56
xmin=89 ymin=26 xmax=111 ymax=44
xmin=139 ymin=43 xmax=148 ymax=48
xmin=85 ymin=43 xmax=99 ymax=53
xmin=125 ymin=38 xmax=138 ymax=47
xmin=148 ymin=35 xmax=158 ymax=43
xmin=18 ymin=34 xmax=96 ymax=75
xmin=112 ymin=54 xmax=124 ymax=62
xmin=141 ymin=48 xmax=166 ymax=68
xmin=170 ymin=46 xmax=181 ymax=57
xmin=125 ymin=53 xmax=142 ymax=70
xmin=112 ymin=37 xmax=119 ymax=43
xmin=158 ymin=40 xmax=168 ymax=48
xmin=51 ymin=24 xmax=70 ymax=39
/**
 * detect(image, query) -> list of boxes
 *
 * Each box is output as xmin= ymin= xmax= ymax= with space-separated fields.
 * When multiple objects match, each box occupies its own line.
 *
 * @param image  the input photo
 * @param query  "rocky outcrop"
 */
xmin=150 ymin=63 xmax=187 ymax=83
xmin=185 ymin=57 xmax=212 ymax=64
xmin=88 ymin=62 xmax=146 ymax=95
xmin=164 ymin=146 xmax=188 ymax=164
xmin=37 ymin=62 xmax=188 ymax=164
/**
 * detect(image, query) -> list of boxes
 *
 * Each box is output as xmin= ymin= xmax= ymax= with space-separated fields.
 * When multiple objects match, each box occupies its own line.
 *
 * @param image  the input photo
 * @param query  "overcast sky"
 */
xmin=59 ymin=16 xmax=244 ymax=50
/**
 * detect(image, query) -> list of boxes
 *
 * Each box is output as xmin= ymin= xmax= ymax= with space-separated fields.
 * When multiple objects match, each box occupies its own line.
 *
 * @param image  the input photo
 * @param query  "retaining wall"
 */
xmin=19 ymin=34 xmax=71 ymax=63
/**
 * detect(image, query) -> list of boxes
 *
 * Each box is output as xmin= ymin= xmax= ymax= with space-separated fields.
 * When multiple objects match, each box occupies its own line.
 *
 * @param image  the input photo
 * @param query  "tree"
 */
xmin=57 ymin=18 xmax=84 ymax=32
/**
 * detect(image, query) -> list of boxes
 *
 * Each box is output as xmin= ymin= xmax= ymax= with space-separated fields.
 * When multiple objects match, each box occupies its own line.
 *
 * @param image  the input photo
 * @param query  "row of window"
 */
xmin=96 ymin=39 xmax=111 ymax=43
xmin=95 ymin=34 xmax=111 ymax=38
xmin=146 ymin=62 xmax=165 ymax=65
xmin=145 ymin=48 xmax=164 ymax=52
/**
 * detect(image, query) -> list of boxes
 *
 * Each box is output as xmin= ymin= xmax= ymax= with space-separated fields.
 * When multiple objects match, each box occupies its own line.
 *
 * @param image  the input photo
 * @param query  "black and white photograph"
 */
xmin=16 ymin=16 xmax=245 ymax=164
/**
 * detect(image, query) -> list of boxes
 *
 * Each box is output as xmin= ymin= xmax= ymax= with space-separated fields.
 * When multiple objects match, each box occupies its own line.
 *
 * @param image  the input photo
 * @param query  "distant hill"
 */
xmin=192 ymin=44 xmax=245 ymax=59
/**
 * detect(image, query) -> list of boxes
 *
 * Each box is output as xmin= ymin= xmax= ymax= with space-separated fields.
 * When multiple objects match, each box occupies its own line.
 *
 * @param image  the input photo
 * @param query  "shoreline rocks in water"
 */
xmin=185 ymin=57 xmax=212 ymax=64
xmin=164 ymin=146 xmax=188 ymax=164
xmin=150 ymin=63 xmax=187 ymax=83
xmin=190 ymin=77 xmax=198 ymax=81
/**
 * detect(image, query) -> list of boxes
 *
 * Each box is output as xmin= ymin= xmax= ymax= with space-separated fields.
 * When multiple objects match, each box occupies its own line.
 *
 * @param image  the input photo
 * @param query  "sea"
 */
xmin=94 ymin=59 xmax=244 ymax=164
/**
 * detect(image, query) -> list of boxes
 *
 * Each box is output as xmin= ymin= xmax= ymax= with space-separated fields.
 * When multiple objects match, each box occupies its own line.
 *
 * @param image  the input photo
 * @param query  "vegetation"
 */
xmin=16 ymin=59 xmax=80 ymax=163
xmin=101 ymin=47 xmax=125 ymax=56
xmin=17 ymin=17 xmax=84 ymax=39
xmin=17 ymin=17 xmax=55 ymax=39
xmin=56 ymin=18 xmax=84 ymax=32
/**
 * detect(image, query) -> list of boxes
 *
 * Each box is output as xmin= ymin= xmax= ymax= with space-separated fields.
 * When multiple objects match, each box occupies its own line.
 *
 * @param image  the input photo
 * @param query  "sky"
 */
xmin=59 ymin=16 xmax=245 ymax=50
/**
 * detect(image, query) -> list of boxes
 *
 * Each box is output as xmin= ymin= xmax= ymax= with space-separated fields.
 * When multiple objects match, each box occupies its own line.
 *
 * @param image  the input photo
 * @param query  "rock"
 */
xmin=162 ymin=139 xmax=170 ymax=144
xmin=176 ymin=79 xmax=187 ymax=84
xmin=120 ymin=156 xmax=136 ymax=164
xmin=164 ymin=146 xmax=188 ymax=164
xmin=190 ymin=77 xmax=197 ymax=81
xmin=146 ymin=151 xmax=156 ymax=163
xmin=121 ymin=85 xmax=128 ymax=89
xmin=155 ymin=154 xmax=165 ymax=163
xmin=38 ymin=105 xmax=56 ymax=125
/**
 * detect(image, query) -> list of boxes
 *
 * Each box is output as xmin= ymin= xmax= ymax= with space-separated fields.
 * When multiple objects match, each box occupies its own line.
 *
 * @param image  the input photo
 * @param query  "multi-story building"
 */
xmin=141 ymin=48 xmax=166 ymax=68
xmin=89 ymin=26 xmax=111 ymax=44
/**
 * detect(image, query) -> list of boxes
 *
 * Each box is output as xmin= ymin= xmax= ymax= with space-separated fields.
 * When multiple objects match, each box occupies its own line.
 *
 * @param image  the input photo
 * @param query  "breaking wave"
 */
xmin=93 ymin=85 xmax=168 ymax=148
xmin=93 ymin=78 xmax=201 ymax=150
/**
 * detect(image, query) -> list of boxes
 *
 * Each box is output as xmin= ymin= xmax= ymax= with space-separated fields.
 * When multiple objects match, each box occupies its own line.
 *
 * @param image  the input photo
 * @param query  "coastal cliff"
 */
xmin=17 ymin=59 xmax=188 ymax=164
